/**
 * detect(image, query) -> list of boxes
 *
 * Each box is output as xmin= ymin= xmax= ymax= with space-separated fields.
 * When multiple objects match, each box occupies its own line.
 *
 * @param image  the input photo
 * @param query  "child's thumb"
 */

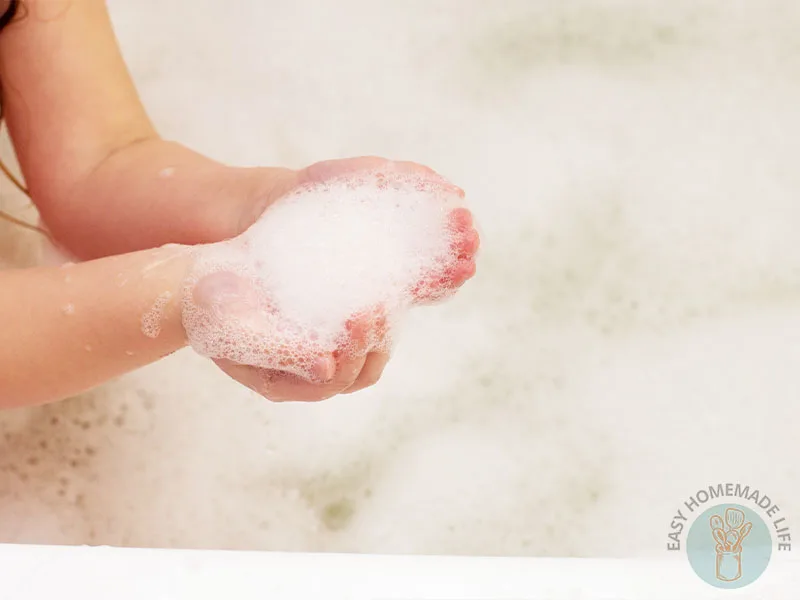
xmin=191 ymin=271 xmax=260 ymax=319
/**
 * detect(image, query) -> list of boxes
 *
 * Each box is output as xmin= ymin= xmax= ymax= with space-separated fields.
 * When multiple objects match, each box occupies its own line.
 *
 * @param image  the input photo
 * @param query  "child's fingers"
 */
xmin=214 ymin=361 xmax=344 ymax=403
xmin=212 ymin=359 xmax=269 ymax=394
xmin=206 ymin=299 xmax=391 ymax=402
xmin=343 ymin=310 xmax=375 ymax=351
xmin=248 ymin=305 xmax=389 ymax=401
xmin=325 ymin=311 xmax=375 ymax=389
xmin=408 ymin=255 xmax=478 ymax=304
xmin=449 ymin=221 xmax=480 ymax=262
xmin=406 ymin=207 xmax=479 ymax=304
xmin=213 ymin=335 xmax=345 ymax=401
xmin=266 ymin=340 xmax=337 ymax=383
xmin=329 ymin=305 xmax=391 ymax=395
xmin=447 ymin=208 xmax=480 ymax=257
xmin=449 ymin=207 xmax=474 ymax=231
xmin=215 ymin=351 xmax=368 ymax=403
xmin=303 ymin=156 xmax=431 ymax=181
xmin=191 ymin=270 xmax=338 ymax=382
xmin=340 ymin=351 xmax=390 ymax=395
xmin=343 ymin=303 xmax=390 ymax=352
xmin=301 ymin=156 xmax=465 ymax=198
xmin=302 ymin=156 xmax=390 ymax=182
xmin=456 ymin=228 xmax=481 ymax=258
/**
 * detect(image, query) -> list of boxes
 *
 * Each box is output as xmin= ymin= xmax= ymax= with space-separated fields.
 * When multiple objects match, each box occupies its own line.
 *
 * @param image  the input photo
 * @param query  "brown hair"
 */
xmin=0 ymin=0 xmax=49 ymax=237
xmin=0 ymin=0 xmax=19 ymax=32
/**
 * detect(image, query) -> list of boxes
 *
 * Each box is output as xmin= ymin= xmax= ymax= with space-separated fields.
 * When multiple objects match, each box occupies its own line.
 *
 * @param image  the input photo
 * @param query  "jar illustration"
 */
xmin=716 ymin=549 xmax=742 ymax=581
xmin=710 ymin=508 xmax=752 ymax=583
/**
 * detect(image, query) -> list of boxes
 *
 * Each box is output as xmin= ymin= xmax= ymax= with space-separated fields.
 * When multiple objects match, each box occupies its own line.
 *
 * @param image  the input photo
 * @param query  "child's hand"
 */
xmin=35 ymin=149 xmax=479 ymax=402
xmin=296 ymin=158 xmax=480 ymax=306
xmin=185 ymin=157 xmax=480 ymax=402
xmin=1 ymin=0 xmax=481 ymax=405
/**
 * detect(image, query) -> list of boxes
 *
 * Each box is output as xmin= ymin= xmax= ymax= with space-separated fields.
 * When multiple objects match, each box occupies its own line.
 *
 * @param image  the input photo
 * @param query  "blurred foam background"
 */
xmin=1 ymin=0 xmax=799 ymax=557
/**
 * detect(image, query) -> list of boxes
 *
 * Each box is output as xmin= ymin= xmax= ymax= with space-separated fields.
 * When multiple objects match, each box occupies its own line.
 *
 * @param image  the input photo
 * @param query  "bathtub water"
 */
xmin=1 ymin=0 xmax=799 ymax=576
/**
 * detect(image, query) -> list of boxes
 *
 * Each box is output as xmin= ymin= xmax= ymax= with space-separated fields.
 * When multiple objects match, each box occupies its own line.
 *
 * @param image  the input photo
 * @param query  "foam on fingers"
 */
xmin=181 ymin=169 xmax=475 ymax=383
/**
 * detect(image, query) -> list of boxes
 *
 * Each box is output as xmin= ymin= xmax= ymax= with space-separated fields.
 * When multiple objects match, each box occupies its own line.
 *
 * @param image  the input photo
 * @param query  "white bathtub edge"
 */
xmin=1 ymin=544 xmax=798 ymax=599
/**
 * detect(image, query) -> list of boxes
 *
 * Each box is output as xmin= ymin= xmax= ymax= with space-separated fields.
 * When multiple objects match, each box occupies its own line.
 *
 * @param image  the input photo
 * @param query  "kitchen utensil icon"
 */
xmin=725 ymin=529 xmax=740 ymax=551
xmin=732 ymin=522 xmax=753 ymax=552
xmin=713 ymin=527 xmax=727 ymax=548
xmin=726 ymin=507 xmax=745 ymax=531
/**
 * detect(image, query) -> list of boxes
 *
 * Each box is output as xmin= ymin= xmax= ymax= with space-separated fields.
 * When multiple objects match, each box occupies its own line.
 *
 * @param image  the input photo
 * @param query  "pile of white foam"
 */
xmin=182 ymin=172 xmax=465 ymax=381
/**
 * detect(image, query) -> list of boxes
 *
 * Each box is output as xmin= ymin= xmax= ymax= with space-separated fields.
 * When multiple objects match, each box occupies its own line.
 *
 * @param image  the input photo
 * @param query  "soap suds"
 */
xmin=142 ymin=291 xmax=174 ymax=339
xmin=181 ymin=171 xmax=467 ymax=381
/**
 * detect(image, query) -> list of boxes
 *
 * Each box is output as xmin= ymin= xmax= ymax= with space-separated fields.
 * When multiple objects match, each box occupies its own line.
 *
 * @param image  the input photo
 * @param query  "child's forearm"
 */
xmin=0 ymin=0 xmax=156 ymax=176
xmin=0 ymin=0 xmax=155 ymax=190
xmin=45 ymin=139 xmax=282 ymax=260
xmin=0 ymin=245 xmax=191 ymax=409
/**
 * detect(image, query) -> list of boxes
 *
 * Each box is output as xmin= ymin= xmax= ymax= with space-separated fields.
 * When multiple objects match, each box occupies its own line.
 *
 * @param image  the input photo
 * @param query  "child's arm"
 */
xmin=0 ymin=0 xmax=280 ymax=259
xmin=0 ymin=1 xmax=480 ymax=404
xmin=0 ymin=245 xmax=191 ymax=408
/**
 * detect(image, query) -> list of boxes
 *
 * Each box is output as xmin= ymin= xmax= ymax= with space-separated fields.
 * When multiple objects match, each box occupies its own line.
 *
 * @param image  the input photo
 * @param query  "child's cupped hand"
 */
xmin=187 ymin=157 xmax=480 ymax=402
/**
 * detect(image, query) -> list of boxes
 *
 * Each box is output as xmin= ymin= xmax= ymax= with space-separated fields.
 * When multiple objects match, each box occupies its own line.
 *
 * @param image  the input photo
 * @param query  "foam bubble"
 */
xmin=142 ymin=291 xmax=174 ymax=339
xmin=181 ymin=171 xmax=468 ymax=381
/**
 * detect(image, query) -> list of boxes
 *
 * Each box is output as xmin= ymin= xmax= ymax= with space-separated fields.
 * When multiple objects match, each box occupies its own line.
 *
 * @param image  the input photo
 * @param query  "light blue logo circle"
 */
xmin=686 ymin=503 xmax=772 ymax=589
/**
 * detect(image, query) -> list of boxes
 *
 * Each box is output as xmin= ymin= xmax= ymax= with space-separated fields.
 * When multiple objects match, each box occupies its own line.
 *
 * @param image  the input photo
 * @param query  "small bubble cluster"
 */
xmin=141 ymin=291 xmax=174 ymax=339
xmin=181 ymin=171 xmax=466 ymax=381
